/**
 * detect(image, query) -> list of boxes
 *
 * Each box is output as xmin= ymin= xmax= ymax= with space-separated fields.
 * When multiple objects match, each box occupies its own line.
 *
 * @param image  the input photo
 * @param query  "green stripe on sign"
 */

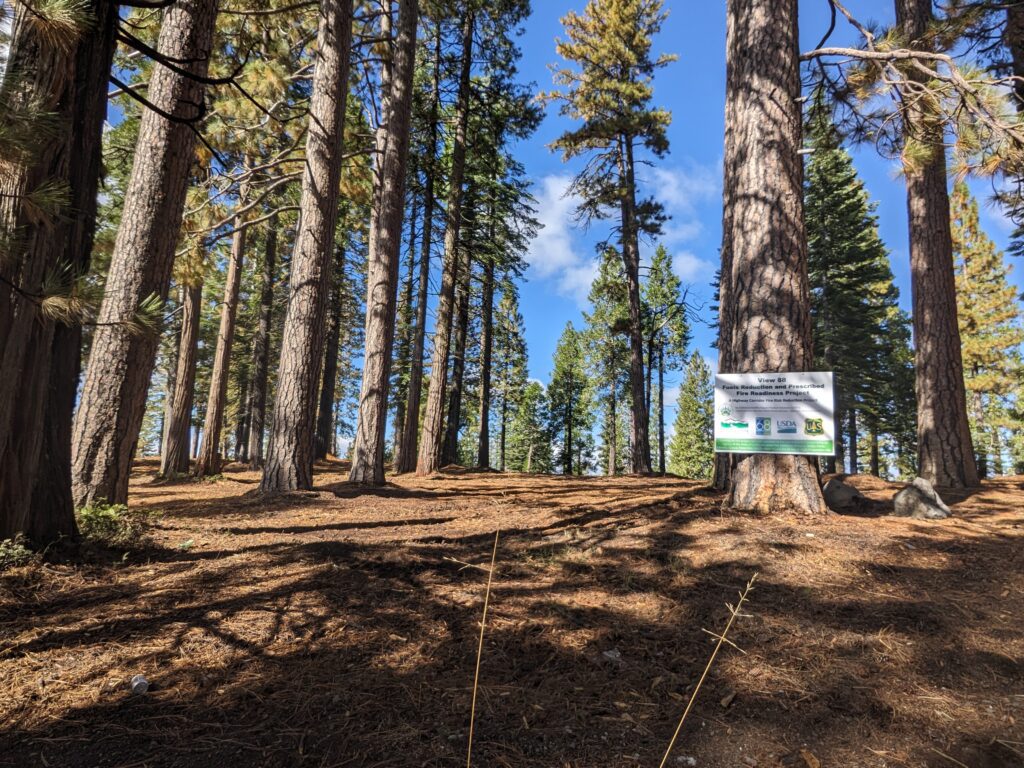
xmin=715 ymin=438 xmax=835 ymax=455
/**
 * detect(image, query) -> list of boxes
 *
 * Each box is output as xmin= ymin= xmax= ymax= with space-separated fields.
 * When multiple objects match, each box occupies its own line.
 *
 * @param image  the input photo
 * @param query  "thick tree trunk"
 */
xmin=395 ymin=27 xmax=441 ymax=476
xmin=350 ymin=0 xmax=420 ymax=484
xmin=161 ymin=281 xmax=203 ymax=476
xmin=315 ymin=248 xmax=345 ymax=460
xmin=196 ymin=220 xmax=247 ymax=476
xmin=71 ymin=0 xmax=217 ymax=508
xmin=261 ymin=0 xmax=353 ymax=492
xmin=895 ymin=0 xmax=979 ymax=489
xmin=720 ymin=0 xmax=826 ymax=514
xmin=247 ymin=221 xmax=277 ymax=468
xmin=620 ymin=138 xmax=652 ymax=475
xmin=416 ymin=11 xmax=474 ymax=476
xmin=0 ymin=2 xmax=116 ymax=542
xmin=477 ymin=256 xmax=494 ymax=468
xmin=442 ymin=249 xmax=472 ymax=467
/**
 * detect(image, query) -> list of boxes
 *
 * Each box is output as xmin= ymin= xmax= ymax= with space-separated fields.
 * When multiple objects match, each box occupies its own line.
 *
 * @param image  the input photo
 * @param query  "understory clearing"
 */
xmin=1 ymin=462 xmax=1022 ymax=768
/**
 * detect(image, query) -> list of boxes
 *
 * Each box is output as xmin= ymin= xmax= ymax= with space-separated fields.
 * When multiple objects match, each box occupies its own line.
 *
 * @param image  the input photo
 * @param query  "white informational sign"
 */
xmin=714 ymin=372 xmax=835 ymax=456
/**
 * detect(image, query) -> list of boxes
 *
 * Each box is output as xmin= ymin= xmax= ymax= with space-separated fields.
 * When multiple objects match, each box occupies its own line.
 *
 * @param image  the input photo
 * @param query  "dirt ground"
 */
xmin=1 ymin=461 xmax=1022 ymax=768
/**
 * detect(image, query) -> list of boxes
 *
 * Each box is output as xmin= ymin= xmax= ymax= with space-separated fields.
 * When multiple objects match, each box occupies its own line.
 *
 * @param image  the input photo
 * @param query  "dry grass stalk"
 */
xmin=466 ymin=528 xmax=500 ymax=768
xmin=658 ymin=573 xmax=758 ymax=768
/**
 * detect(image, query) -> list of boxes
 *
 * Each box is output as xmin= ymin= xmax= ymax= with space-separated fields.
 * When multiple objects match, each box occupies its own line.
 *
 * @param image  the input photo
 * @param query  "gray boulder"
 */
xmin=892 ymin=477 xmax=952 ymax=520
xmin=822 ymin=478 xmax=867 ymax=512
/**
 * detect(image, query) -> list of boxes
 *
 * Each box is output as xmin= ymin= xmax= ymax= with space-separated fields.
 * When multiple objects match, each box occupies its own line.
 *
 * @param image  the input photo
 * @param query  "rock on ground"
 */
xmin=893 ymin=477 xmax=953 ymax=520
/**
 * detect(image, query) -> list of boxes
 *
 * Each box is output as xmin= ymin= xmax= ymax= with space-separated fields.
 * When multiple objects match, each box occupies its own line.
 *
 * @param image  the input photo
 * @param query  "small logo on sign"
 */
xmin=755 ymin=417 xmax=772 ymax=436
xmin=777 ymin=419 xmax=798 ymax=434
xmin=804 ymin=418 xmax=824 ymax=436
xmin=720 ymin=420 xmax=749 ymax=430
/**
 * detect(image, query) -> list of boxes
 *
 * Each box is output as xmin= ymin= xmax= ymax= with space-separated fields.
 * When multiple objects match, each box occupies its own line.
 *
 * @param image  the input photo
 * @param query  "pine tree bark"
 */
xmin=234 ymin=374 xmax=249 ymax=462
xmin=261 ymin=0 xmax=353 ymax=492
xmin=350 ymin=0 xmax=420 ymax=483
xmin=395 ymin=28 xmax=442 ymax=475
xmin=719 ymin=0 xmax=827 ymax=514
xmin=247 ymin=221 xmax=277 ymax=468
xmin=442 ymin=249 xmax=471 ymax=467
xmin=416 ymin=11 xmax=474 ymax=476
xmin=196 ymin=220 xmax=247 ymax=476
xmin=620 ymin=137 xmax=652 ymax=474
xmin=391 ymin=198 xmax=418 ymax=468
xmin=847 ymin=408 xmax=858 ymax=474
xmin=607 ymin=364 xmax=618 ymax=476
xmin=0 ymin=1 xmax=117 ymax=543
xmin=895 ymin=0 xmax=979 ymax=489
xmin=161 ymin=280 xmax=203 ymax=476
xmin=658 ymin=345 xmax=666 ymax=475
xmin=477 ymin=255 xmax=495 ymax=468
xmin=71 ymin=0 xmax=217 ymax=508
xmin=315 ymin=247 xmax=345 ymax=460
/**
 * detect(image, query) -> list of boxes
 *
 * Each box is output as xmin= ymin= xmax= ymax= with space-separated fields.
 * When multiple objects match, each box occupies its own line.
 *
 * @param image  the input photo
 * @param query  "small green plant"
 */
xmin=0 ymin=535 xmax=37 ymax=571
xmin=76 ymin=503 xmax=156 ymax=546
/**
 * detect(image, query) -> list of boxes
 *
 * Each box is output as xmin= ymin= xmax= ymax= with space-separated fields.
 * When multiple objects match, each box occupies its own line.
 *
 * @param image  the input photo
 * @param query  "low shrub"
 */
xmin=0 ymin=535 xmax=37 ymax=571
xmin=76 ymin=504 xmax=156 ymax=547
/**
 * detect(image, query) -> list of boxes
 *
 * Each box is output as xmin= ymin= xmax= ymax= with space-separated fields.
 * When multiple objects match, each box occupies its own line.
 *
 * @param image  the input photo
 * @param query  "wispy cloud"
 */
xmin=526 ymin=174 xmax=598 ymax=306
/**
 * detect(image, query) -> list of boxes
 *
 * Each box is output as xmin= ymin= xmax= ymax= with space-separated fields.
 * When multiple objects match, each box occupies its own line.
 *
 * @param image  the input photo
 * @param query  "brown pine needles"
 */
xmin=658 ymin=573 xmax=759 ymax=768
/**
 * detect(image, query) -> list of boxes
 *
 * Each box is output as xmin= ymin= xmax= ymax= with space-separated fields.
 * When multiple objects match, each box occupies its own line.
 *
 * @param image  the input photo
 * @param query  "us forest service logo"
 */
xmin=804 ymin=418 xmax=824 ymax=436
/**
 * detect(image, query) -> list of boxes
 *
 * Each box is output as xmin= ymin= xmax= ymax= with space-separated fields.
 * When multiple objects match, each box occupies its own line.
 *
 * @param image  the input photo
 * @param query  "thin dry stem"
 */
xmin=657 ymin=573 xmax=758 ymax=768
xmin=466 ymin=528 xmax=500 ymax=768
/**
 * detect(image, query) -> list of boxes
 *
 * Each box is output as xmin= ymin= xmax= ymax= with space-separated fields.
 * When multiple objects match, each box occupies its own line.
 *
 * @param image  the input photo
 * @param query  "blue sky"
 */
xmin=511 ymin=0 xmax=1021 ymax=412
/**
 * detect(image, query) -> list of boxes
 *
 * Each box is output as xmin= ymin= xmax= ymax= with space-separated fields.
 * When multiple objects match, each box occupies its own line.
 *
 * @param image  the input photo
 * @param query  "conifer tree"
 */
xmin=584 ymin=248 xmax=630 ymax=475
xmin=804 ymin=98 xmax=904 ymax=474
xmin=491 ymin=283 xmax=528 ymax=471
xmin=507 ymin=381 xmax=552 ymax=473
xmin=643 ymin=245 xmax=690 ymax=473
xmin=548 ymin=322 xmax=594 ymax=475
xmin=668 ymin=352 xmax=714 ymax=479
xmin=544 ymin=0 xmax=675 ymax=475
xmin=951 ymin=181 xmax=1024 ymax=476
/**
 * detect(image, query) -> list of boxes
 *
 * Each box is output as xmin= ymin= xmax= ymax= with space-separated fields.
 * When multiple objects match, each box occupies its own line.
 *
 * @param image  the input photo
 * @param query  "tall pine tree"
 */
xmin=668 ymin=352 xmax=714 ymax=479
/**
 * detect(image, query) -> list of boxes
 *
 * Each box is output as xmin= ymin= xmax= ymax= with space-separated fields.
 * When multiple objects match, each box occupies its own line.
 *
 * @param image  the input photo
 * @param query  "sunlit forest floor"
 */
xmin=2 ymin=461 xmax=1023 ymax=768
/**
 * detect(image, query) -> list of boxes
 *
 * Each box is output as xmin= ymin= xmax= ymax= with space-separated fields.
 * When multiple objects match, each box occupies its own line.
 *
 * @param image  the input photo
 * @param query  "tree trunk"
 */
xmin=247 ymin=220 xmax=277 ymax=468
xmin=261 ymin=0 xmax=353 ymax=492
xmin=0 ymin=2 xmax=116 ymax=542
xmin=719 ymin=0 xmax=826 ymax=514
xmin=500 ymin=396 xmax=508 ymax=472
xmin=161 ymin=280 xmax=203 ymax=476
xmin=395 ymin=26 xmax=441 ymax=476
xmin=658 ymin=345 xmax=666 ymax=475
xmin=565 ymin=379 xmax=574 ymax=476
xmin=315 ymin=247 xmax=345 ymax=460
xmin=620 ymin=137 xmax=652 ymax=475
xmin=896 ymin=0 xmax=979 ymax=489
xmin=196 ymin=219 xmax=247 ymax=476
xmin=834 ymin=409 xmax=845 ymax=473
xmin=416 ymin=11 xmax=474 ymax=476
xmin=442 ymin=248 xmax=472 ymax=467
xmin=847 ymin=408 xmax=858 ymax=474
xmin=608 ymin=366 xmax=617 ymax=476
xmin=350 ymin=0 xmax=420 ymax=484
xmin=477 ymin=255 xmax=494 ymax=468
xmin=870 ymin=425 xmax=881 ymax=477
xmin=70 ymin=0 xmax=217 ymax=508
xmin=391 ymin=198 xmax=418 ymax=470
xmin=234 ymin=373 xmax=250 ymax=462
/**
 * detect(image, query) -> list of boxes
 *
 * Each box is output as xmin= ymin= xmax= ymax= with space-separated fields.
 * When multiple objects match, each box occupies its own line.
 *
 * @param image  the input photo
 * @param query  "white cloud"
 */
xmin=526 ymin=174 xmax=597 ymax=306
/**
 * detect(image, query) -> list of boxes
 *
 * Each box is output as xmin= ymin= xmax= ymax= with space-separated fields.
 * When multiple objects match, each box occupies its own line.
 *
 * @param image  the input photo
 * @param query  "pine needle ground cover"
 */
xmin=1 ymin=462 xmax=1022 ymax=767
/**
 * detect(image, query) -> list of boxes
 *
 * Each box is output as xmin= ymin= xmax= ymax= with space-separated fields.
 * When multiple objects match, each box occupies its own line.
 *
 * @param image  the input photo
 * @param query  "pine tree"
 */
xmin=951 ymin=181 xmax=1024 ymax=477
xmin=544 ymin=0 xmax=676 ymax=475
xmin=668 ymin=352 xmax=714 ymax=479
xmin=548 ymin=322 xmax=594 ymax=475
xmin=804 ymin=98 xmax=905 ymax=475
xmin=643 ymin=245 xmax=690 ymax=474
xmin=491 ymin=283 xmax=528 ymax=471
xmin=507 ymin=381 xmax=552 ymax=473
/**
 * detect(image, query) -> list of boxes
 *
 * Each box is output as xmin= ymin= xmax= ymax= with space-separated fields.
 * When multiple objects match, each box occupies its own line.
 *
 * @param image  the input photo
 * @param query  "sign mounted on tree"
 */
xmin=714 ymin=373 xmax=835 ymax=456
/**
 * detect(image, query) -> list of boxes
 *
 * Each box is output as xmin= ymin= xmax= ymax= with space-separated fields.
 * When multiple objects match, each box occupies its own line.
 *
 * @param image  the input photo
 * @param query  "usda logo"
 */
xmin=777 ymin=419 xmax=798 ymax=434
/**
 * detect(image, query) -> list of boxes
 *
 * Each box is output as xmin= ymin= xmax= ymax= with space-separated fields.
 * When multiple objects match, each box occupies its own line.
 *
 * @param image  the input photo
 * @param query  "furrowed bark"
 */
xmin=350 ymin=0 xmax=420 ymax=483
xmin=161 ymin=280 xmax=203 ymax=476
xmin=71 ymin=0 xmax=218 ymax=508
xmin=315 ymin=247 xmax=345 ymax=460
xmin=247 ymin=220 xmax=277 ymax=468
xmin=416 ymin=11 xmax=474 ymax=476
xmin=261 ymin=0 xmax=353 ymax=492
xmin=442 ymin=247 xmax=471 ymax=467
xmin=720 ymin=0 xmax=826 ymax=514
xmin=196 ymin=217 xmax=247 ymax=476
xmin=896 ymin=0 xmax=978 ymax=489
